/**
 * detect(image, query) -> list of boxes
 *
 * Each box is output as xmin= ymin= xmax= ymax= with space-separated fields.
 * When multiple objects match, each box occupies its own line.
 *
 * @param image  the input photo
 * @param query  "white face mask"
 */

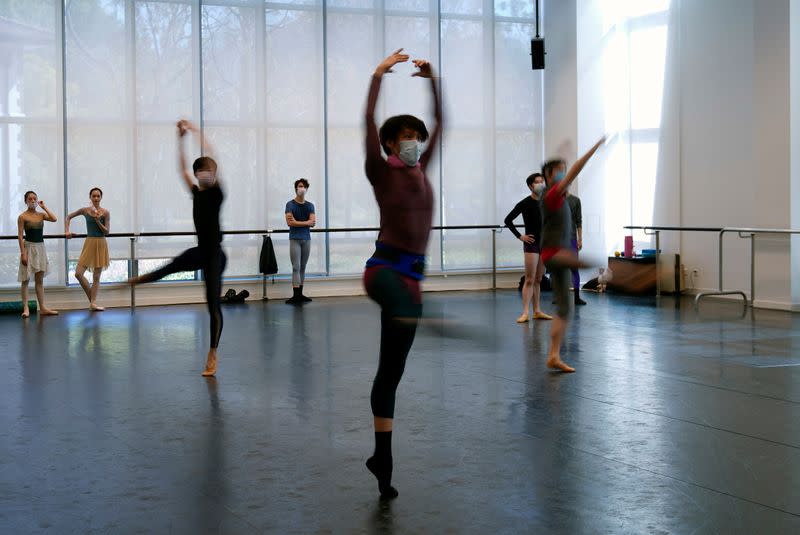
xmin=27 ymin=200 xmax=37 ymax=210
xmin=533 ymin=183 xmax=545 ymax=195
xmin=196 ymin=170 xmax=216 ymax=188
xmin=398 ymin=140 xmax=421 ymax=167
xmin=296 ymin=187 xmax=306 ymax=197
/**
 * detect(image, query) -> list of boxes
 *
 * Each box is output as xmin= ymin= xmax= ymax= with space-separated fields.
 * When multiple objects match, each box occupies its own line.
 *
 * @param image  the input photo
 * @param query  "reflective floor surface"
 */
xmin=2 ymin=290 xmax=800 ymax=534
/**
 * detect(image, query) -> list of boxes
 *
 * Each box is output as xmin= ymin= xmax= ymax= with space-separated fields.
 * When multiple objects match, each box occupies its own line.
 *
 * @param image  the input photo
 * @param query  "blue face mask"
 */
xmin=553 ymin=171 xmax=566 ymax=183
xmin=398 ymin=140 xmax=421 ymax=167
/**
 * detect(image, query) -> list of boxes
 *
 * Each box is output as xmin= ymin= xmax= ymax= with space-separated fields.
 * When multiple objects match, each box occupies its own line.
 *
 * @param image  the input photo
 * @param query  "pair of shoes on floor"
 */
xmin=221 ymin=289 xmax=249 ymax=304
xmin=286 ymin=286 xmax=312 ymax=305
xmin=516 ymin=311 xmax=553 ymax=323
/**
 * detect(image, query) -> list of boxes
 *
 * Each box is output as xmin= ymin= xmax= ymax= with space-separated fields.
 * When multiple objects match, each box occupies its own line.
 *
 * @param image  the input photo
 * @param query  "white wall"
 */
xmin=791 ymin=0 xmax=800 ymax=303
xmin=544 ymin=0 xmax=578 ymax=163
xmin=676 ymin=0 xmax=791 ymax=308
xmin=568 ymin=0 xmax=796 ymax=309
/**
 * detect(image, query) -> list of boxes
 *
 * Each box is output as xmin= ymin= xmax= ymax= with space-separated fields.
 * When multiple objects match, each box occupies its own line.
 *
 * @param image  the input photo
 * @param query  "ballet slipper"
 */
xmin=21 ymin=310 xmax=30 ymax=319
xmin=90 ymin=303 xmax=105 ymax=312
xmin=533 ymin=311 xmax=552 ymax=320
xmin=516 ymin=313 xmax=529 ymax=323
xmin=202 ymin=352 xmax=217 ymax=377
xmin=39 ymin=308 xmax=59 ymax=316
xmin=546 ymin=356 xmax=575 ymax=373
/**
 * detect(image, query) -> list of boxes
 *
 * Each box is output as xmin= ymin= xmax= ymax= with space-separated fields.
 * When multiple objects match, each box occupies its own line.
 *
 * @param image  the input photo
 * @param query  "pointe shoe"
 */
xmin=90 ymin=304 xmax=105 ymax=311
xmin=533 ymin=311 xmax=553 ymax=320
xmin=516 ymin=314 xmax=529 ymax=323
xmin=546 ymin=357 xmax=576 ymax=373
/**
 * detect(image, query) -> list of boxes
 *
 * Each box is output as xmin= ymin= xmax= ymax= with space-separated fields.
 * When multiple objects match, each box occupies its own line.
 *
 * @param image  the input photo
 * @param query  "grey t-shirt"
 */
xmin=286 ymin=199 xmax=315 ymax=240
xmin=567 ymin=194 xmax=582 ymax=241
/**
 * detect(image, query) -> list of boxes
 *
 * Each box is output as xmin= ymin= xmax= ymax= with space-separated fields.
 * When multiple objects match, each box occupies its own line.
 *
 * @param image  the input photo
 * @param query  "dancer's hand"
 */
xmin=520 ymin=235 xmax=535 ymax=244
xmin=412 ymin=59 xmax=433 ymax=78
xmin=577 ymin=238 xmax=583 ymax=250
xmin=65 ymin=231 xmax=72 ymax=239
xmin=21 ymin=252 xmax=28 ymax=266
xmin=38 ymin=200 xmax=46 ymax=209
xmin=177 ymin=120 xmax=189 ymax=137
xmin=375 ymin=48 xmax=409 ymax=76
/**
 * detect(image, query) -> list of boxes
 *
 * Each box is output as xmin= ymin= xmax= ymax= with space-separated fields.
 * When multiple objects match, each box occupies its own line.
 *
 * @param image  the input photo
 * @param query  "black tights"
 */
xmin=364 ymin=267 xmax=421 ymax=419
xmin=140 ymin=246 xmax=227 ymax=348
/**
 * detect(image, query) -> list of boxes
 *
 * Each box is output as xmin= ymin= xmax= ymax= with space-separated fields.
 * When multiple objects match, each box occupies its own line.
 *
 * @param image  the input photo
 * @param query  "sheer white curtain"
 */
xmin=576 ymin=0 xmax=671 ymax=260
xmin=1 ymin=0 xmax=541 ymax=287
xmin=0 ymin=1 xmax=64 ymax=285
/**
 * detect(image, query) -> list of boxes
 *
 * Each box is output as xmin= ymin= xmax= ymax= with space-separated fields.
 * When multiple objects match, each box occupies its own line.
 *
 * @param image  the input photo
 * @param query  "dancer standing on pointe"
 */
xmin=504 ymin=173 xmax=552 ymax=323
xmin=65 ymin=187 xmax=110 ymax=311
xmin=17 ymin=191 xmax=58 ymax=318
xmin=128 ymin=120 xmax=226 ymax=377
xmin=540 ymin=137 xmax=605 ymax=373
xmin=362 ymin=49 xmax=441 ymax=499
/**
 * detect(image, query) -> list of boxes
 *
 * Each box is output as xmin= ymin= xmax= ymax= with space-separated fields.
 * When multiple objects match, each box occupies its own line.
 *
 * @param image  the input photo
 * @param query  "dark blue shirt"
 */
xmin=286 ymin=199 xmax=315 ymax=240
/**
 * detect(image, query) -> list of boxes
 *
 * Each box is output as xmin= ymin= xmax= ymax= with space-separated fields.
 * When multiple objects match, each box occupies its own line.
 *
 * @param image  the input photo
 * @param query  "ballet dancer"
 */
xmin=128 ymin=120 xmax=226 ymax=377
xmin=504 ymin=173 xmax=552 ymax=323
xmin=285 ymin=178 xmax=316 ymax=305
xmin=362 ymin=49 xmax=442 ymax=499
xmin=540 ymin=136 xmax=605 ymax=373
xmin=17 ymin=191 xmax=58 ymax=317
xmin=65 ymin=187 xmax=110 ymax=311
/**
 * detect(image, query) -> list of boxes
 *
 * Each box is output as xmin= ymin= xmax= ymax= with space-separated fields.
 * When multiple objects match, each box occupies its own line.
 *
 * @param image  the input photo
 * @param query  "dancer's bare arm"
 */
xmin=17 ymin=215 xmax=26 ymax=264
xmin=556 ymin=136 xmax=606 ymax=196
xmin=365 ymin=49 xmax=410 ymax=179
xmin=414 ymin=59 xmax=442 ymax=170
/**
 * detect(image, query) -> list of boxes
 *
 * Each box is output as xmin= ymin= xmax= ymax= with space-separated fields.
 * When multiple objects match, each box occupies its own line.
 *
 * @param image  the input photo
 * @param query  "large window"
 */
xmin=1 ymin=0 xmax=541 ymax=287
xmin=578 ymin=0 xmax=671 ymax=258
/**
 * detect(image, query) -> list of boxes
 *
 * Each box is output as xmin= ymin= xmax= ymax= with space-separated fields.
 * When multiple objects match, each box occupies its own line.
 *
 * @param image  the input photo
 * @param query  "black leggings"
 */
xmin=364 ymin=266 xmax=422 ymax=419
xmin=140 ymin=246 xmax=227 ymax=348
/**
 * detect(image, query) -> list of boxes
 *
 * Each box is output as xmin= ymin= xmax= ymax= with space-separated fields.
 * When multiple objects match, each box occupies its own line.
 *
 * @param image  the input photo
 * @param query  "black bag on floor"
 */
xmin=221 ymin=289 xmax=250 ymax=304
xmin=259 ymin=235 xmax=278 ymax=275
xmin=540 ymin=274 xmax=551 ymax=291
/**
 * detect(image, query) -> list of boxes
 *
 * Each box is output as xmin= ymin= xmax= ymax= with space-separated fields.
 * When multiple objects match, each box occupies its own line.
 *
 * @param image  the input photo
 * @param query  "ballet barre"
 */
xmin=626 ymin=225 xmax=800 ymax=309
xmin=1 ymin=225 xmax=505 ymax=308
xmin=624 ymin=226 xmax=723 ymax=300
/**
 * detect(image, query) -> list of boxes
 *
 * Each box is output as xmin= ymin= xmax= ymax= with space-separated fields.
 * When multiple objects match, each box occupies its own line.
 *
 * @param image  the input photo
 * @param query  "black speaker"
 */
xmin=531 ymin=38 xmax=545 ymax=70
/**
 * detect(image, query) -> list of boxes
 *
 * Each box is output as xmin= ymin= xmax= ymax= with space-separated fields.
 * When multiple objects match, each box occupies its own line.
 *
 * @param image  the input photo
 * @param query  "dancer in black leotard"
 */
xmin=128 ymin=120 xmax=226 ymax=377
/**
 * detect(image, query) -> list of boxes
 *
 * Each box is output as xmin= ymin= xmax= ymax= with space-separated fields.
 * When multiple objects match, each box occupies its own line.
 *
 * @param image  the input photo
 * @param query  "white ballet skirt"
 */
xmin=18 ymin=241 xmax=50 ymax=282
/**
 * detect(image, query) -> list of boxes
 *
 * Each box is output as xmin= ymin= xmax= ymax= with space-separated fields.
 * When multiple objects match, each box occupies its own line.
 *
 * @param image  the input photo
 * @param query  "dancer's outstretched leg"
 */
xmin=128 ymin=247 xmax=202 ymax=285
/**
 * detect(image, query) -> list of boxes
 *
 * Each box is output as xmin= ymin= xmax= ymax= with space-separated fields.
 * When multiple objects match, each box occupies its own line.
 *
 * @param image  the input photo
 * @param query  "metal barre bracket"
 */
xmin=694 ymin=291 xmax=748 ymax=310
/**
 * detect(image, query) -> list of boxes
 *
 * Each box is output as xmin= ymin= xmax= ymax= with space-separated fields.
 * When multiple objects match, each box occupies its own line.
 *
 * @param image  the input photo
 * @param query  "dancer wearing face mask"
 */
xmin=66 ymin=187 xmax=111 ymax=311
xmin=362 ymin=49 xmax=442 ymax=499
xmin=17 ymin=191 xmax=58 ymax=318
xmin=540 ymin=137 xmax=605 ymax=373
xmin=504 ymin=173 xmax=551 ymax=324
xmin=285 ymin=178 xmax=316 ymax=305
xmin=128 ymin=120 xmax=226 ymax=377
